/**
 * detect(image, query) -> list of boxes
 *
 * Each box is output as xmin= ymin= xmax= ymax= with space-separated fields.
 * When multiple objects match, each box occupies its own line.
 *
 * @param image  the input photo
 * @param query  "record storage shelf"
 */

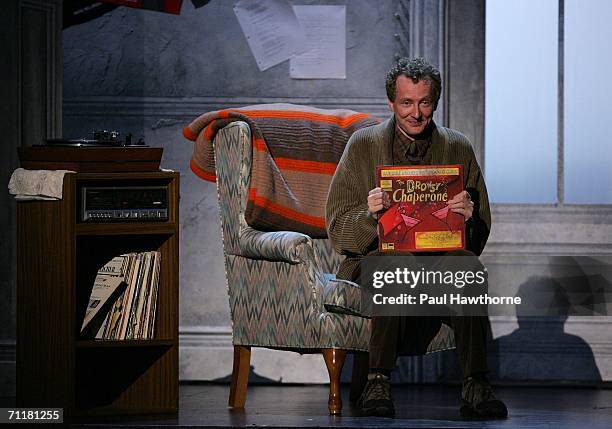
xmin=16 ymin=171 xmax=179 ymax=416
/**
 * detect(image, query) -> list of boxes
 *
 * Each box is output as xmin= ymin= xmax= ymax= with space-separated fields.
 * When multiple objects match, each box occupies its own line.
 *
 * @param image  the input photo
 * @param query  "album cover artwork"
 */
xmin=377 ymin=165 xmax=465 ymax=252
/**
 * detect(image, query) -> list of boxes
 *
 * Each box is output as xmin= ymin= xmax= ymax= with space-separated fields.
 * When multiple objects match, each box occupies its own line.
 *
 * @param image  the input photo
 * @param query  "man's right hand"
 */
xmin=367 ymin=187 xmax=391 ymax=219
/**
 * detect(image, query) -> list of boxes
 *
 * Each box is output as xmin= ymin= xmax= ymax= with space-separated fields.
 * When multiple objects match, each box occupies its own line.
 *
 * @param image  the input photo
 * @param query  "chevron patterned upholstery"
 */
xmin=214 ymin=121 xmax=370 ymax=352
xmin=323 ymin=278 xmax=368 ymax=318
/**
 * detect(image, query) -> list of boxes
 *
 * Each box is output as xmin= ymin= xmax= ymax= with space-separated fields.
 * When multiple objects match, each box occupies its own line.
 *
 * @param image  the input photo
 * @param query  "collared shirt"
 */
xmin=392 ymin=120 xmax=434 ymax=165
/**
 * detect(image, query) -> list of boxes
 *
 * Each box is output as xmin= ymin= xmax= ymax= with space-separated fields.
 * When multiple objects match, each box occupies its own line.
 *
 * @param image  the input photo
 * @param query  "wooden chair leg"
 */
xmin=349 ymin=351 xmax=369 ymax=404
xmin=228 ymin=345 xmax=251 ymax=408
xmin=322 ymin=348 xmax=347 ymax=415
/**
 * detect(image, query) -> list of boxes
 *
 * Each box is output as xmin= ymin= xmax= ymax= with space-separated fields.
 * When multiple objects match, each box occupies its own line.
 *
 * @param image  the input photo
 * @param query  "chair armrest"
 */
xmin=239 ymin=225 xmax=314 ymax=264
xmin=323 ymin=278 xmax=372 ymax=318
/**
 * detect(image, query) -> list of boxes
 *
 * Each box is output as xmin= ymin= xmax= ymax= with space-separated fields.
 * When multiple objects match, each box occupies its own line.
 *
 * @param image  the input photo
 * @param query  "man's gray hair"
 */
xmin=385 ymin=57 xmax=442 ymax=109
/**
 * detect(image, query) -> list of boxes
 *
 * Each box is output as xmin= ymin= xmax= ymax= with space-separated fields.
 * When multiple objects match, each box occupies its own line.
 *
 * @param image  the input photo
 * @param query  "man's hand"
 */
xmin=447 ymin=190 xmax=473 ymax=221
xmin=367 ymin=187 xmax=391 ymax=219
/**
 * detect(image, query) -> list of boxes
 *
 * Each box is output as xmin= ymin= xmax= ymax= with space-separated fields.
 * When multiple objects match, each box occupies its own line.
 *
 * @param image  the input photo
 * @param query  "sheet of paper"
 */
xmin=233 ymin=0 xmax=307 ymax=71
xmin=290 ymin=5 xmax=346 ymax=79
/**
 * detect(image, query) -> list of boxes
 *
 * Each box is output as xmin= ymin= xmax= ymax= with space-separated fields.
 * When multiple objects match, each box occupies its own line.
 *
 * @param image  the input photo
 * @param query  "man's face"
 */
xmin=388 ymin=75 xmax=435 ymax=137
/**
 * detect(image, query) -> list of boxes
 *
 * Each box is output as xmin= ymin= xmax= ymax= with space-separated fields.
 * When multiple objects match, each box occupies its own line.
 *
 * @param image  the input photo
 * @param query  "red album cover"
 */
xmin=377 ymin=165 xmax=465 ymax=252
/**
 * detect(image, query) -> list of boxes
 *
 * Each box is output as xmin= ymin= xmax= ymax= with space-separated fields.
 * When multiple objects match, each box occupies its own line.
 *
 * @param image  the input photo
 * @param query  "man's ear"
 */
xmin=387 ymin=100 xmax=394 ymax=111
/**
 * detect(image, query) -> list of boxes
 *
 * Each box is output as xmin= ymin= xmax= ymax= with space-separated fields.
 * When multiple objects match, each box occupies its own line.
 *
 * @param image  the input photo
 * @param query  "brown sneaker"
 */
xmin=460 ymin=376 xmax=508 ymax=420
xmin=358 ymin=373 xmax=395 ymax=418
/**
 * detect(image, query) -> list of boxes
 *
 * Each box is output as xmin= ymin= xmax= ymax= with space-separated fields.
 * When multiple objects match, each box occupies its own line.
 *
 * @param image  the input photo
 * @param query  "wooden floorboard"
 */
xmin=3 ymin=383 xmax=612 ymax=428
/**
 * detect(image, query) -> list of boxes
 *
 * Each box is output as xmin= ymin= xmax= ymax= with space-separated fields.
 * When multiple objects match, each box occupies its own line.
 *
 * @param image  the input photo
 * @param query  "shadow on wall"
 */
xmin=489 ymin=256 xmax=611 ymax=382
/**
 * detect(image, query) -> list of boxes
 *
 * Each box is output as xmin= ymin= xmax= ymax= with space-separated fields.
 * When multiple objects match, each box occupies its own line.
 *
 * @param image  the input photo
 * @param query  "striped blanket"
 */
xmin=184 ymin=103 xmax=379 ymax=237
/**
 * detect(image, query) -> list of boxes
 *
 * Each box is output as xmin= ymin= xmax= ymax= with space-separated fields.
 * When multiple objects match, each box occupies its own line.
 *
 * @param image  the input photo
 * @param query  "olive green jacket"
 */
xmin=325 ymin=116 xmax=491 ymax=282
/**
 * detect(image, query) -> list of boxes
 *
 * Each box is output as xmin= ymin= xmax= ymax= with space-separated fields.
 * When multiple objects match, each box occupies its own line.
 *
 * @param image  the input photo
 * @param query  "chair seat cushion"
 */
xmin=323 ymin=276 xmax=370 ymax=318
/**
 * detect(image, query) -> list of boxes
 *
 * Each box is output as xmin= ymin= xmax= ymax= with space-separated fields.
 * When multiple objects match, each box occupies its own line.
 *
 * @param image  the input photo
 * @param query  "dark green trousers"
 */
xmin=357 ymin=249 xmax=490 ymax=377
xmin=369 ymin=315 xmax=490 ymax=377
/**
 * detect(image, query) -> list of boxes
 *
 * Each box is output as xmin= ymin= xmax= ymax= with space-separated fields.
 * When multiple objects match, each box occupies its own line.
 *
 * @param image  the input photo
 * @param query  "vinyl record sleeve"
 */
xmin=377 ymin=165 xmax=465 ymax=252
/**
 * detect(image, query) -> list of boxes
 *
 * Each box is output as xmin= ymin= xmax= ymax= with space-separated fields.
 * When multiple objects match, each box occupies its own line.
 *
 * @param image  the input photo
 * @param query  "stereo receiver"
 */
xmin=80 ymin=186 xmax=168 ymax=222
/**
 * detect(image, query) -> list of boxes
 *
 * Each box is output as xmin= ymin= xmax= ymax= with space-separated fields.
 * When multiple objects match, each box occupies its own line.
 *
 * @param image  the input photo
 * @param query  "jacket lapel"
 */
xmin=373 ymin=116 xmax=395 ymax=166
xmin=430 ymin=125 xmax=450 ymax=164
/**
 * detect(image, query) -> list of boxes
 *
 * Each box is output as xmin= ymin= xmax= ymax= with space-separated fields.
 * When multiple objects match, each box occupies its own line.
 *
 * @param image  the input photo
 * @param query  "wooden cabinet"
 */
xmin=16 ymin=171 xmax=179 ymax=416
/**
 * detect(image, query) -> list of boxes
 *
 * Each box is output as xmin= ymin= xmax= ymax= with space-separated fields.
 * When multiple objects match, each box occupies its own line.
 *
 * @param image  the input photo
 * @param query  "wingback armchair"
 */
xmin=213 ymin=121 xmax=370 ymax=415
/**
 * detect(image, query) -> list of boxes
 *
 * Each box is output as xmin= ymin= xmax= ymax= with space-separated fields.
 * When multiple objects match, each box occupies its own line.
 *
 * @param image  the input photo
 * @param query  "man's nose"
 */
xmin=410 ymin=104 xmax=421 ymax=119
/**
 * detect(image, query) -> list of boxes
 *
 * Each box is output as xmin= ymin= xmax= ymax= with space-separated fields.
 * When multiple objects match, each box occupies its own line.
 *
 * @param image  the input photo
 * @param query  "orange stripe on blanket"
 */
xmin=203 ymin=121 xmax=216 ymax=140
xmin=190 ymin=158 xmax=216 ymax=182
xmin=183 ymin=127 xmax=198 ymax=141
xmin=274 ymin=158 xmax=337 ymax=175
xmin=248 ymin=189 xmax=326 ymax=228
xmin=253 ymin=138 xmax=268 ymax=152
xmin=224 ymin=109 xmax=371 ymax=128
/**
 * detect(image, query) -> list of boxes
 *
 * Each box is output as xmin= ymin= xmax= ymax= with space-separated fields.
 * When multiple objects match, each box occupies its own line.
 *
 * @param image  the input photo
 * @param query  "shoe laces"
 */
xmin=462 ymin=376 xmax=495 ymax=405
xmin=364 ymin=373 xmax=391 ymax=400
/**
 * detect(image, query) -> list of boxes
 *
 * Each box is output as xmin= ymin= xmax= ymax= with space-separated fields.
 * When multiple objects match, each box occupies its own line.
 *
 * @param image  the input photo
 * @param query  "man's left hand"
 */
xmin=447 ymin=191 xmax=473 ymax=221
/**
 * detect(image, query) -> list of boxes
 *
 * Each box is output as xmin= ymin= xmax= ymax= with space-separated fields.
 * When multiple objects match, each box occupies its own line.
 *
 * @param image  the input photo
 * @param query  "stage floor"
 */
xmin=6 ymin=383 xmax=612 ymax=428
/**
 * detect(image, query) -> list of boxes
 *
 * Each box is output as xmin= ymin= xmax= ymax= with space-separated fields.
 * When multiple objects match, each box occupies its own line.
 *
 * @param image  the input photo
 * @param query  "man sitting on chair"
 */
xmin=325 ymin=57 xmax=508 ymax=420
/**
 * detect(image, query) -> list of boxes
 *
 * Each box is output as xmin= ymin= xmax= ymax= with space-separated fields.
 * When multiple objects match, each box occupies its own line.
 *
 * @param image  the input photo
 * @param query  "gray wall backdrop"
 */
xmin=2 ymin=0 xmax=610 ymax=394
xmin=58 ymin=0 xmax=612 ymax=384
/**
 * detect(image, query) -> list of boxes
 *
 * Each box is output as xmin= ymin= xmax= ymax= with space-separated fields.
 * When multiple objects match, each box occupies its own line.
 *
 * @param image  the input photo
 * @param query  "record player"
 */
xmin=18 ymin=130 xmax=163 ymax=172
xmin=46 ymin=130 xmax=147 ymax=147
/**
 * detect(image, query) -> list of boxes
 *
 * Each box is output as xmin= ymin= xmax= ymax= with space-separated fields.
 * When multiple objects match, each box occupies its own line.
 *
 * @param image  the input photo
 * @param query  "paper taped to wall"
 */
xmin=234 ymin=0 xmax=306 ymax=71
xmin=290 ymin=5 xmax=346 ymax=79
